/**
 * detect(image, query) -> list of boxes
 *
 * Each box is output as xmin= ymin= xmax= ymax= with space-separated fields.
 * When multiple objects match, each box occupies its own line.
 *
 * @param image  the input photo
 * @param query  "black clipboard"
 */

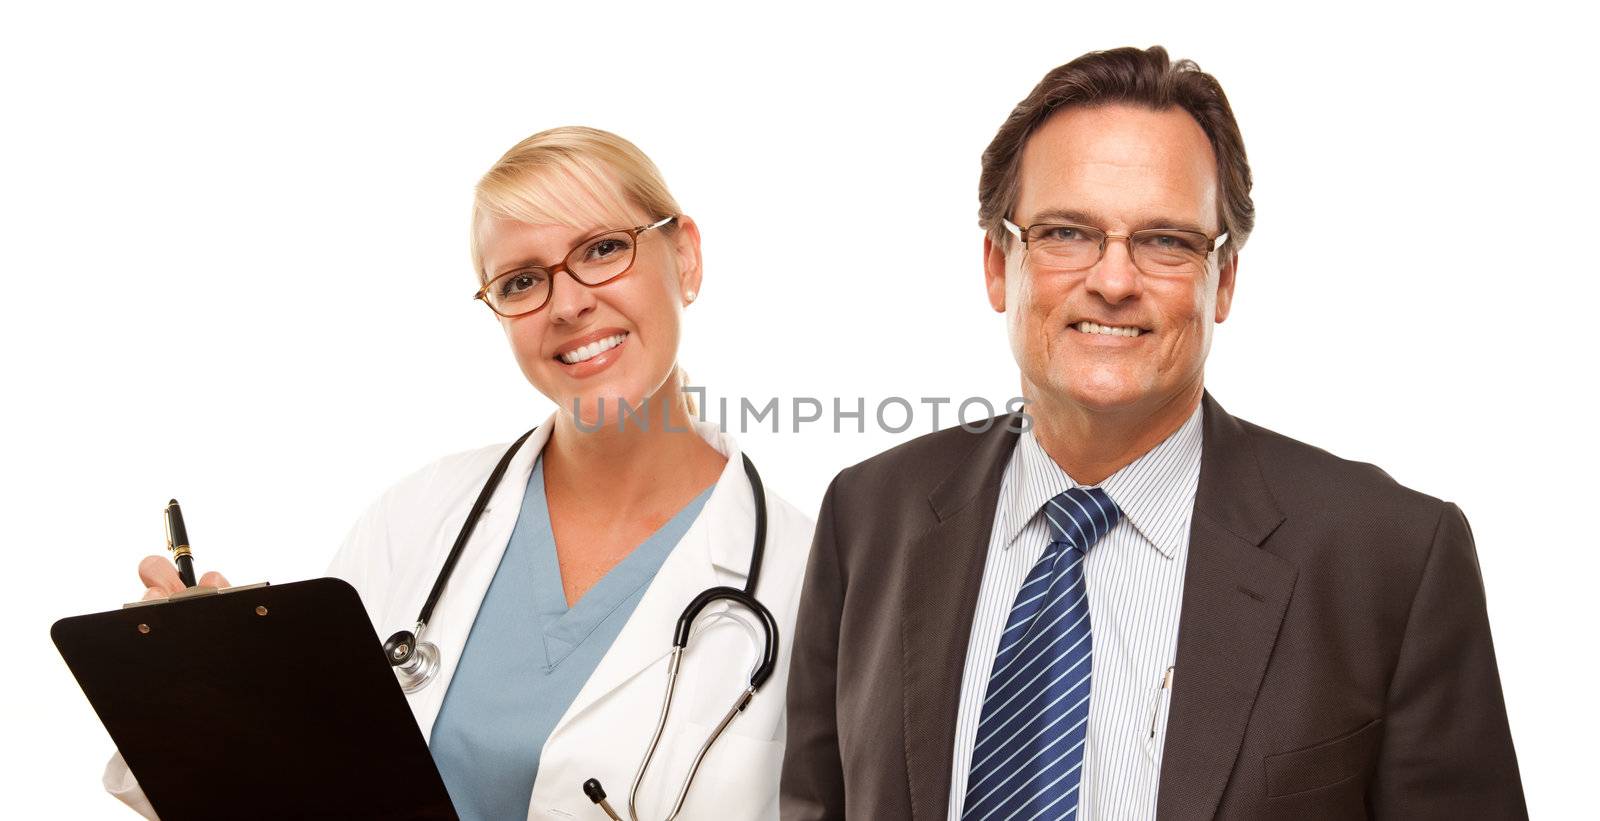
xmin=52 ymin=577 xmax=457 ymax=820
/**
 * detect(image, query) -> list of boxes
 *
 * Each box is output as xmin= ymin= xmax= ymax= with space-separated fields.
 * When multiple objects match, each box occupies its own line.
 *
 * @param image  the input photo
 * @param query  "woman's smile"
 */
xmin=552 ymin=328 xmax=629 ymax=378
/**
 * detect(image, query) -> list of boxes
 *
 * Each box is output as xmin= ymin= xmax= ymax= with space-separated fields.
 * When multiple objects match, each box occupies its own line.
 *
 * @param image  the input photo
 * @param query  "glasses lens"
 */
xmin=486 ymin=269 xmax=550 ymax=315
xmin=568 ymin=230 xmax=637 ymax=284
xmin=1130 ymin=231 xmax=1211 ymax=274
xmin=1026 ymin=224 xmax=1103 ymax=269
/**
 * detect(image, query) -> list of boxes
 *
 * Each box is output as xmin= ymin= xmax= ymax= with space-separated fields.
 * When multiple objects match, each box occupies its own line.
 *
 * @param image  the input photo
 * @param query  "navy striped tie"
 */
xmin=963 ymin=486 xmax=1122 ymax=820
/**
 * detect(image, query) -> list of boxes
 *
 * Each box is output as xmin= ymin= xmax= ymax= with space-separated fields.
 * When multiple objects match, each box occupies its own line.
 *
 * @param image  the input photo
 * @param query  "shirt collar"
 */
xmin=1000 ymin=403 xmax=1204 ymax=558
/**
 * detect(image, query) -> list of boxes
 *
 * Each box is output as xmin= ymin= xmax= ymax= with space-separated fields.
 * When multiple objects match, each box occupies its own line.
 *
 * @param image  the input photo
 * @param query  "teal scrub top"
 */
xmin=429 ymin=454 xmax=714 ymax=820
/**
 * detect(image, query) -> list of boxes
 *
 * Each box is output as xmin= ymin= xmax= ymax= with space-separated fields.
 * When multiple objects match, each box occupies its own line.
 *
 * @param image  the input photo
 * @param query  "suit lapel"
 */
xmin=902 ymin=421 xmax=1020 ymax=820
xmin=1155 ymin=394 xmax=1295 ymax=820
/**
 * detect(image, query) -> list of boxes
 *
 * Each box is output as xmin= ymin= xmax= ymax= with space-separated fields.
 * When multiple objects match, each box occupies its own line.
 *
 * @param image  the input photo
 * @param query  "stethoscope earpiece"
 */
xmin=583 ymin=778 xmax=624 ymax=820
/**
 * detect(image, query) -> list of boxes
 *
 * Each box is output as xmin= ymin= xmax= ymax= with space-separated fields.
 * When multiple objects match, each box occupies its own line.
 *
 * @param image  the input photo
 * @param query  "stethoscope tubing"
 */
xmin=418 ymin=427 xmax=540 ymax=628
xmin=383 ymin=427 xmax=779 ymax=820
xmin=383 ymin=426 xmax=537 ymax=676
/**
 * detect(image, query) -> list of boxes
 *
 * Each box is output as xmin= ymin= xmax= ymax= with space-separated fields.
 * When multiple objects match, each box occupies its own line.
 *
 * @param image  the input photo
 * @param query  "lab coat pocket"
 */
xmin=652 ymin=717 xmax=783 ymax=821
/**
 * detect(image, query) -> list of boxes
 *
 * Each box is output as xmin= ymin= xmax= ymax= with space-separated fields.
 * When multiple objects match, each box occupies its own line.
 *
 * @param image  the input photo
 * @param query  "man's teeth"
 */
xmin=559 ymin=333 xmax=627 ymax=364
xmin=1074 ymin=321 xmax=1142 ymax=337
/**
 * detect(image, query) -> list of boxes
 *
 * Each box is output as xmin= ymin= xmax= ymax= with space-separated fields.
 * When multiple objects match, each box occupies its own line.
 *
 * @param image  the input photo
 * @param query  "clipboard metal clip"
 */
xmin=122 ymin=581 xmax=271 ymax=609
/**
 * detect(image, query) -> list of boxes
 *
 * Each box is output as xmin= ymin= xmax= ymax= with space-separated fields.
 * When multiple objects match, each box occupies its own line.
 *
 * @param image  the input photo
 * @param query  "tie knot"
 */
xmin=1043 ymin=486 xmax=1122 ymax=552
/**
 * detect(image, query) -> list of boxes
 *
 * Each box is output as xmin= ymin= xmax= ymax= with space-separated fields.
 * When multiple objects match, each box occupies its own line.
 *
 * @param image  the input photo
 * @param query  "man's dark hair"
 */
xmin=979 ymin=45 xmax=1254 ymax=261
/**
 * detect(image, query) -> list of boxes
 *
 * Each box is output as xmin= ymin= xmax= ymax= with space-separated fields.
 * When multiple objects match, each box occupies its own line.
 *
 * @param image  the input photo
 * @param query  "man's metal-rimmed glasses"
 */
xmin=475 ymin=215 xmax=677 ymax=317
xmin=1002 ymin=217 xmax=1228 ymax=276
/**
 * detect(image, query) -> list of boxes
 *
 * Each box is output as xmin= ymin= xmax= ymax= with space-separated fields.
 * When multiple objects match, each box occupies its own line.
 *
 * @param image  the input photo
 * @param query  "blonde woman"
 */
xmin=114 ymin=127 xmax=815 ymax=820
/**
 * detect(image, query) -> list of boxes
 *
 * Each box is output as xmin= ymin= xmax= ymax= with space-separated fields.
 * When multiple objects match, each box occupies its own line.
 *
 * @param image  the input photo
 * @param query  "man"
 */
xmin=781 ymin=46 xmax=1525 ymax=819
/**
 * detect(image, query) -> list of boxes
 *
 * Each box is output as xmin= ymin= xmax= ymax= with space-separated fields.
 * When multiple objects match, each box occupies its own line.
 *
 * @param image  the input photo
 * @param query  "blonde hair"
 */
xmin=470 ymin=126 xmax=681 ymax=284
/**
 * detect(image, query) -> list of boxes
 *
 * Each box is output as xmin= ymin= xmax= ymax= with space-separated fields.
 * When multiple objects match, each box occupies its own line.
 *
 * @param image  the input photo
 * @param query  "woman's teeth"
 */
xmin=1074 ymin=321 xmax=1142 ymax=337
xmin=558 ymin=333 xmax=627 ymax=364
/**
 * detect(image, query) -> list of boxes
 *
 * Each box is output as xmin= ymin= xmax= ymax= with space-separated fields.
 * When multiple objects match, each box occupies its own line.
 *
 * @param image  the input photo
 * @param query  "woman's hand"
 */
xmin=137 ymin=555 xmax=229 ymax=601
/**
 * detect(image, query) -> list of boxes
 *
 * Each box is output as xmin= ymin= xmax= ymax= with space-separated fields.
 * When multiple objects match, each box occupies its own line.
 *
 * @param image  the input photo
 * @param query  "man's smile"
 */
xmin=1070 ymin=320 xmax=1149 ymax=337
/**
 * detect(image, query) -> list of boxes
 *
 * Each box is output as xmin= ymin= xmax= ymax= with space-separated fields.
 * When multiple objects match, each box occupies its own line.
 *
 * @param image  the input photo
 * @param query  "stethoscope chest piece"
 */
xmin=384 ymin=628 xmax=440 ymax=694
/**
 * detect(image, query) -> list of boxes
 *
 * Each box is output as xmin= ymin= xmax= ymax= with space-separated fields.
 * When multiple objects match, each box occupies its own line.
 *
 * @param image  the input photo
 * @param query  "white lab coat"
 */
xmin=104 ymin=417 xmax=816 ymax=820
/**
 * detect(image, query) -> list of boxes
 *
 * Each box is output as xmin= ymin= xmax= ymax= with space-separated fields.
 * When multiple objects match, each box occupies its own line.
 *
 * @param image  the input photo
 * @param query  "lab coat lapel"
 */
xmin=548 ymin=423 xmax=753 ymax=739
xmin=408 ymin=421 xmax=553 ymax=740
xmin=1155 ymin=395 xmax=1295 ymax=820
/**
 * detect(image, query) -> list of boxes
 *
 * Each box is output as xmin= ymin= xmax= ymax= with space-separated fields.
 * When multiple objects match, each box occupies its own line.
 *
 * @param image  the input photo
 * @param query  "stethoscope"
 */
xmin=380 ymin=427 xmax=778 ymax=821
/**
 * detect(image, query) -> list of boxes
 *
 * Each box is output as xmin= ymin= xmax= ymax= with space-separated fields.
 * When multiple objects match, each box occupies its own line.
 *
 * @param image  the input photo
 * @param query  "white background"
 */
xmin=3 ymin=0 xmax=1594 ymax=815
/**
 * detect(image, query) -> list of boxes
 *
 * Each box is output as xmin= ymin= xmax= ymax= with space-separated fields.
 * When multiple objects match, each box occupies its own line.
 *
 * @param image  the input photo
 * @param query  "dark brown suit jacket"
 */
xmin=781 ymin=394 xmax=1525 ymax=820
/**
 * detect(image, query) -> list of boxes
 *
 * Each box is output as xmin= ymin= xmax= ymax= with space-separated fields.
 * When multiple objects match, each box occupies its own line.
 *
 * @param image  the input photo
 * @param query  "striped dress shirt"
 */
xmin=948 ymin=405 xmax=1203 ymax=820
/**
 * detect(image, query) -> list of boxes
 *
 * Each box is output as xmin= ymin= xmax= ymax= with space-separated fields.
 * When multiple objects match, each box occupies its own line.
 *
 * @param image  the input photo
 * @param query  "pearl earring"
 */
xmin=685 ymin=289 xmax=697 ymax=303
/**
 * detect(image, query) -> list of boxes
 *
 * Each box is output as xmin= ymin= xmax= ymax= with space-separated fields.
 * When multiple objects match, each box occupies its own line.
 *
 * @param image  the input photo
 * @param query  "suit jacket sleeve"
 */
xmin=780 ymin=475 xmax=848 ymax=820
xmin=1369 ymin=502 xmax=1527 ymax=818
